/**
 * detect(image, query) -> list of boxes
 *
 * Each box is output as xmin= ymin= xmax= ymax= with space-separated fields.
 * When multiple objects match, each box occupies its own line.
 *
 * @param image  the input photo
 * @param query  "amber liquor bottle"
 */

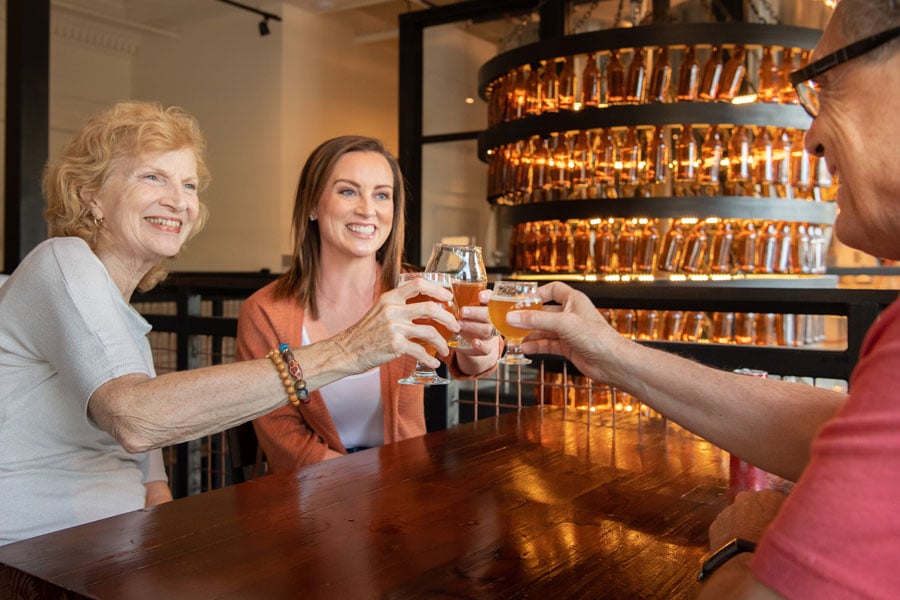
xmin=606 ymin=50 xmax=626 ymax=104
xmin=625 ymin=47 xmax=648 ymax=104
xmin=558 ymin=55 xmax=576 ymax=111
xmin=648 ymin=46 xmax=672 ymax=103
xmin=718 ymin=46 xmax=747 ymax=101
xmin=698 ymin=125 xmax=724 ymax=196
xmin=699 ymin=45 xmax=724 ymax=101
xmin=676 ymin=45 xmax=700 ymax=101
xmin=581 ymin=53 xmax=602 ymax=108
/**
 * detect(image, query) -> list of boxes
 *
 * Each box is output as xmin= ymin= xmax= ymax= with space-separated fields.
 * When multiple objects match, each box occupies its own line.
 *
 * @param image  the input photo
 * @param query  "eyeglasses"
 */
xmin=789 ymin=24 xmax=900 ymax=117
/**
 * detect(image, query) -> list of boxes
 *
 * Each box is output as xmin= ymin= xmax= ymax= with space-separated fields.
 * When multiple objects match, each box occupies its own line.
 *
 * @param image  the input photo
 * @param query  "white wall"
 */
xmin=132 ymin=2 xmax=399 ymax=273
xmin=2 ymin=0 xmax=400 ymax=273
xmin=420 ymin=24 xmax=496 ymax=264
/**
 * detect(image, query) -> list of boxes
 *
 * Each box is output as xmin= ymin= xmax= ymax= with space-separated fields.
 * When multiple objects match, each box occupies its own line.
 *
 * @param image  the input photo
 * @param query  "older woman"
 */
xmin=0 ymin=103 xmax=460 ymax=545
xmin=236 ymin=136 xmax=500 ymax=471
xmin=504 ymin=1 xmax=900 ymax=598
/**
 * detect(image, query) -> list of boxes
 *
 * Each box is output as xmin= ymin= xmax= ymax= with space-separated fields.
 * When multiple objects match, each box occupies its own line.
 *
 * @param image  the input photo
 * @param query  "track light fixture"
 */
xmin=214 ymin=0 xmax=281 ymax=37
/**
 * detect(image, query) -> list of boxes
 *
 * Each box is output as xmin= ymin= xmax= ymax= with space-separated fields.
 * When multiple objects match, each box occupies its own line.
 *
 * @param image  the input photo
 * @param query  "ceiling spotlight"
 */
xmin=259 ymin=17 xmax=270 ymax=36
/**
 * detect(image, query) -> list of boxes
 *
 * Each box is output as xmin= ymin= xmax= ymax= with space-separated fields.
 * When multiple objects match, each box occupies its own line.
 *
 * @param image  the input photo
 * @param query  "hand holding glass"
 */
xmin=424 ymin=244 xmax=488 ymax=350
xmin=488 ymin=281 xmax=543 ymax=365
xmin=398 ymin=272 xmax=458 ymax=385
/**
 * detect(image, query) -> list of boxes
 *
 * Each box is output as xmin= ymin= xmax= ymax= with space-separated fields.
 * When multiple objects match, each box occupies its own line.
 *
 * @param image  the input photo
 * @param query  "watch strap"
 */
xmin=697 ymin=538 xmax=757 ymax=582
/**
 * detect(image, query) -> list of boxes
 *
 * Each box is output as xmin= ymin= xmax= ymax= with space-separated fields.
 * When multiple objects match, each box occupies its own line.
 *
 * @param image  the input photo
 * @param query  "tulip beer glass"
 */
xmin=425 ymin=244 xmax=488 ymax=349
xmin=488 ymin=280 xmax=542 ymax=365
xmin=398 ymin=272 xmax=458 ymax=385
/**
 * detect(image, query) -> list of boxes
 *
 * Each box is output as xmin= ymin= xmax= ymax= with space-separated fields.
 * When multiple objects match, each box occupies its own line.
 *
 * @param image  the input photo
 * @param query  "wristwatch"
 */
xmin=697 ymin=538 xmax=757 ymax=582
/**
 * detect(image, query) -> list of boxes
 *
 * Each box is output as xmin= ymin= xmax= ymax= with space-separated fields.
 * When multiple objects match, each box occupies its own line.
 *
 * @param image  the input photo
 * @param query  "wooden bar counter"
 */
xmin=0 ymin=406 xmax=733 ymax=599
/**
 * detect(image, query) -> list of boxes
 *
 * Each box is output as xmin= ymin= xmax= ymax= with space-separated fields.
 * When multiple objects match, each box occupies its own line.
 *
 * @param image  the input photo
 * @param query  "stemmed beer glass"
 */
xmin=397 ymin=272 xmax=458 ymax=385
xmin=425 ymin=244 xmax=488 ymax=350
xmin=488 ymin=280 xmax=542 ymax=365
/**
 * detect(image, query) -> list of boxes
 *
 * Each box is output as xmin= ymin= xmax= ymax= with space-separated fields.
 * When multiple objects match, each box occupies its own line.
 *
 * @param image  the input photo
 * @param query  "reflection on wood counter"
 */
xmin=0 ymin=406 xmax=731 ymax=599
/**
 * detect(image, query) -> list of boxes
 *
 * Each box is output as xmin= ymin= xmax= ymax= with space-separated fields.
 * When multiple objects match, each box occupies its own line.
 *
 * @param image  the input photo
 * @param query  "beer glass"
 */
xmin=425 ymin=244 xmax=488 ymax=350
xmin=398 ymin=272 xmax=457 ymax=385
xmin=488 ymin=280 xmax=542 ymax=365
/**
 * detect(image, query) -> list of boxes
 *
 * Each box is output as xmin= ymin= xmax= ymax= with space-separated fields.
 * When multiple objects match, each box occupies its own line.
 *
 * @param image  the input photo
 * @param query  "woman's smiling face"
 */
xmin=314 ymin=151 xmax=394 ymax=262
xmin=87 ymin=147 xmax=200 ymax=277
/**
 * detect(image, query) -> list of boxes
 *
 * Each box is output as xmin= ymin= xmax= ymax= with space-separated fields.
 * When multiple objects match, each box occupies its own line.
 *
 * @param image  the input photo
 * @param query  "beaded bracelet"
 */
xmin=266 ymin=344 xmax=309 ymax=407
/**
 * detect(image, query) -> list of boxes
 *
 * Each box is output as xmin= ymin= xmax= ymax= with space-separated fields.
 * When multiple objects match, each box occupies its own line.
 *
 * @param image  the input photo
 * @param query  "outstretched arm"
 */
xmin=89 ymin=277 xmax=461 ymax=453
xmin=507 ymin=282 xmax=845 ymax=480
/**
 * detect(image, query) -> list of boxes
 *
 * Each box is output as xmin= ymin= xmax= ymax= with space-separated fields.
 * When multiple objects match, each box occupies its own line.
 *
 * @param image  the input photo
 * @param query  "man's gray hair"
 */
xmin=836 ymin=0 xmax=900 ymax=61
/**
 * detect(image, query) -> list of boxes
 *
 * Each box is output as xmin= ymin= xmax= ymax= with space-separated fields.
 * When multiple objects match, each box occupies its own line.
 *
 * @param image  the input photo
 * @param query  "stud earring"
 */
xmin=309 ymin=214 xmax=317 ymax=222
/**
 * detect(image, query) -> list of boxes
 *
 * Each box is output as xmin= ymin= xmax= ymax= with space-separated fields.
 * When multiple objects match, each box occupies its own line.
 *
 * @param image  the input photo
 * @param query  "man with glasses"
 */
xmin=503 ymin=1 xmax=900 ymax=597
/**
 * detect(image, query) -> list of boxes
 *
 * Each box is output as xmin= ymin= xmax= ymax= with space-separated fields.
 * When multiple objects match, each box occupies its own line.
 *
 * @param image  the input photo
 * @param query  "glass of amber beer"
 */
xmin=425 ymin=244 xmax=488 ymax=350
xmin=398 ymin=272 xmax=458 ymax=385
xmin=488 ymin=280 xmax=542 ymax=365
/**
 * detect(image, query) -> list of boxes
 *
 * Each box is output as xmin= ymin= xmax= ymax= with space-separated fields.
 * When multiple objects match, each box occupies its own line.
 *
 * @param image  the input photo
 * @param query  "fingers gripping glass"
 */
xmin=398 ymin=272 xmax=457 ymax=386
xmin=790 ymin=25 xmax=900 ymax=117
xmin=488 ymin=281 xmax=542 ymax=365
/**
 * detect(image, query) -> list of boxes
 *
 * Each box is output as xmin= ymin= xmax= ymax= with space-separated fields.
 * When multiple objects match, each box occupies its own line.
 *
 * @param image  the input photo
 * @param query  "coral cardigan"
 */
xmin=236 ymin=280 xmax=479 ymax=473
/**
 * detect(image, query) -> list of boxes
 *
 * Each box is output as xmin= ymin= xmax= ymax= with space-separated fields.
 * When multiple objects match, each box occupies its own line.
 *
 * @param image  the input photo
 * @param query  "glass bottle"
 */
xmin=646 ymin=125 xmax=669 ymax=191
xmin=510 ymin=66 xmax=528 ymax=120
xmin=606 ymin=50 xmax=626 ymax=104
xmin=554 ymin=221 xmax=573 ymax=272
xmin=711 ymin=312 xmax=735 ymax=343
xmin=734 ymin=220 xmax=759 ymax=273
xmin=512 ymin=141 xmax=531 ymax=204
xmin=617 ymin=220 xmax=637 ymax=273
xmin=540 ymin=59 xmax=559 ymax=113
xmin=523 ymin=222 xmax=539 ymax=272
xmin=752 ymin=126 xmax=776 ymax=198
xmin=674 ymin=124 xmax=699 ymax=196
xmin=487 ymin=74 xmax=505 ymax=126
xmin=755 ymin=313 xmax=778 ymax=346
xmin=648 ymin=46 xmax=672 ymax=103
xmin=773 ymin=128 xmax=793 ymax=199
xmin=558 ymin=55 xmax=576 ymax=111
xmin=790 ymin=129 xmax=814 ymax=200
xmin=725 ymin=125 xmax=752 ymax=196
xmin=755 ymin=221 xmax=779 ymax=273
xmin=570 ymin=131 xmax=593 ymax=200
xmin=509 ymin=223 xmax=521 ymax=271
xmin=636 ymin=309 xmax=661 ymax=340
xmin=718 ymin=45 xmax=747 ymax=101
xmin=757 ymin=46 xmax=778 ymax=103
xmin=699 ymin=45 xmax=724 ymax=101
xmin=549 ymin=133 xmax=571 ymax=200
xmin=616 ymin=308 xmax=636 ymax=338
xmin=662 ymin=310 xmax=685 ymax=341
xmin=525 ymin=63 xmax=542 ymax=116
xmin=529 ymin=136 xmax=551 ymax=202
xmin=676 ymin=45 xmax=700 ymax=102
xmin=625 ymin=46 xmax=648 ymax=104
xmin=682 ymin=221 xmax=709 ymax=273
xmin=594 ymin=128 xmax=618 ymax=198
xmin=573 ymin=221 xmax=591 ymax=272
xmin=791 ymin=222 xmax=811 ymax=274
xmin=581 ymin=53 xmax=602 ymax=108
xmin=734 ymin=313 xmax=756 ymax=345
xmin=619 ymin=127 xmax=643 ymax=197
xmin=636 ymin=220 xmax=660 ymax=273
xmin=778 ymin=48 xmax=798 ymax=104
xmin=774 ymin=221 xmax=794 ymax=274
xmin=538 ymin=221 xmax=555 ymax=273
xmin=698 ymin=125 xmax=724 ymax=196
xmin=681 ymin=311 xmax=708 ymax=341
xmin=594 ymin=220 xmax=615 ymax=274
xmin=709 ymin=220 xmax=734 ymax=273
xmin=657 ymin=220 xmax=685 ymax=272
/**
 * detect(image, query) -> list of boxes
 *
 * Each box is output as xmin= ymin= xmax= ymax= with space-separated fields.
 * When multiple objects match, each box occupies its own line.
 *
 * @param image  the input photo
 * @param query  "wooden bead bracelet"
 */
xmin=266 ymin=344 xmax=309 ymax=407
